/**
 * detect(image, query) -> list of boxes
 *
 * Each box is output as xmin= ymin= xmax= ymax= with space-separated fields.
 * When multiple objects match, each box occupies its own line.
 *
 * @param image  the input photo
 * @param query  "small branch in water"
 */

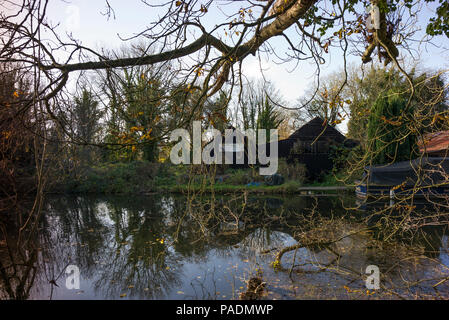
xmin=260 ymin=247 xmax=278 ymax=254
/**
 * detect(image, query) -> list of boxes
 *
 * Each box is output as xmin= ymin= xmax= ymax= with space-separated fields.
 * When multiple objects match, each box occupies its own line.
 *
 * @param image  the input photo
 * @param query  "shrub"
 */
xmin=277 ymin=159 xmax=307 ymax=184
xmin=367 ymin=92 xmax=418 ymax=165
xmin=225 ymin=169 xmax=251 ymax=185
xmin=58 ymin=161 xmax=166 ymax=194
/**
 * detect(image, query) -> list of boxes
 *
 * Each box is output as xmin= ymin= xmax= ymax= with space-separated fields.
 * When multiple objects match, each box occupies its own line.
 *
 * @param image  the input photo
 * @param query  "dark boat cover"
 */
xmin=364 ymin=157 xmax=449 ymax=186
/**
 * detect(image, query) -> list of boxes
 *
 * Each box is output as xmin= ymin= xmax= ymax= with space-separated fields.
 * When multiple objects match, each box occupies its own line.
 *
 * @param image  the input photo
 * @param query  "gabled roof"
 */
xmin=287 ymin=117 xmax=346 ymax=143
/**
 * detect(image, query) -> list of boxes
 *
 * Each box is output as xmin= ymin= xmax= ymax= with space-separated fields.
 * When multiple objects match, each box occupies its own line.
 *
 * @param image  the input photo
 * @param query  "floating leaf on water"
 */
xmin=120 ymin=293 xmax=127 ymax=298
xmin=128 ymin=285 xmax=134 ymax=289
xmin=177 ymin=291 xmax=184 ymax=295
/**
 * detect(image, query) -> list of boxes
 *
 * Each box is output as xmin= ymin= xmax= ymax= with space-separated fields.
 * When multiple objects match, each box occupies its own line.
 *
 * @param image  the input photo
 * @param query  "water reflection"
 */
xmin=0 ymin=194 xmax=448 ymax=299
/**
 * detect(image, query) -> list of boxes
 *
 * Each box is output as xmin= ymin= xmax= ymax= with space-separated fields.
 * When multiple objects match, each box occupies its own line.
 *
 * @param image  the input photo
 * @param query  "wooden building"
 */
xmin=277 ymin=117 xmax=358 ymax=179
xmin=206 ymin=117 xmax=358 ymax=178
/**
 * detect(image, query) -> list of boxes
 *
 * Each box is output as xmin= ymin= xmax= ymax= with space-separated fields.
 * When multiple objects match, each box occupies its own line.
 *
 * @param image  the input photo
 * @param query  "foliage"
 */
xmin=71 ymin=89 xmax=103 ymax=164
xmin=0 ymin=63 xmax=37 ymax=197
xmin=312 ymin=66 xmax=449 ymax=145
xmin=240 ymin=80 xmax=284 ymax=139
xmin=328 ymin=144 xmax=365 ymax=183
xmin=277 ymin=159 xmax=307 ymax=184
xmin=59 ymin=161 xmax=170 ymax=194
xmin=256 ymin=96 xmax=284 ymax=141
xmin=119 ymin=68 xmax=165 ymax=162
xmin=224 ymin=169 xmax=253 ymax=185
xmin=366 ymin=92 xmax=418 ymax=165
xmin=425 ymin=0 xmax=449 ymax=37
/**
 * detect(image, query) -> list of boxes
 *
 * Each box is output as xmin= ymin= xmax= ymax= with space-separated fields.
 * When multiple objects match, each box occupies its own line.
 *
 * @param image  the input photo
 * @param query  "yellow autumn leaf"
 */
xmin=120 ymin=293 xmax=127 ymax=298
xmin=333 ymin=119 xmax=342 ymax=125
xmin=196 ymin=67 xmax=203 ymax=76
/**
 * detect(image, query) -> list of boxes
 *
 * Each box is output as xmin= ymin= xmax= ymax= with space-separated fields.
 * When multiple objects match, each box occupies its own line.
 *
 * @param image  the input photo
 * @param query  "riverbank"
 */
xmin=159 ymin=183 xmax=354 ymax=195
xmin=50 ymin=161 xmax=354 ymax=195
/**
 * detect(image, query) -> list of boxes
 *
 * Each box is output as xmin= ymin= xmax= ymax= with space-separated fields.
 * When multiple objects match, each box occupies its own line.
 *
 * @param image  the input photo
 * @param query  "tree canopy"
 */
xmin=0 ymin=0 xmax=448 ymax=165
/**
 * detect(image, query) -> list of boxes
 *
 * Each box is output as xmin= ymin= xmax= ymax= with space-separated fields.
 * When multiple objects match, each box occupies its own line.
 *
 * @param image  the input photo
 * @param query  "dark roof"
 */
xmin=287 ymin=117 xmax=346 ymax=143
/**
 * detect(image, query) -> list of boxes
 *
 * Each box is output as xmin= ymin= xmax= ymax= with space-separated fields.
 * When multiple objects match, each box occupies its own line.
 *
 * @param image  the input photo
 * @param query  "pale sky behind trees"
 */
xmin=26 ymin=0 xmax=449 ymax=132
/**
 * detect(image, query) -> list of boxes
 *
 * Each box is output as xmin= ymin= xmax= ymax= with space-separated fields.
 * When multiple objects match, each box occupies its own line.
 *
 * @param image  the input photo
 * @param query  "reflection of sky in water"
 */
xmin=28 ymin=230 xmax=296 ymax=300
xmin=3 ymin=195 xmax=448 ymax=300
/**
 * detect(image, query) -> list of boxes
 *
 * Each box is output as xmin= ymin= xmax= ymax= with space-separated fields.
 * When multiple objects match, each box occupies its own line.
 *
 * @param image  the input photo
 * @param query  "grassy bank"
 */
xmin=162 ymin=180 xmax=306 ymax=194
xmin=50 ymin=160 xmax=353 ymax=195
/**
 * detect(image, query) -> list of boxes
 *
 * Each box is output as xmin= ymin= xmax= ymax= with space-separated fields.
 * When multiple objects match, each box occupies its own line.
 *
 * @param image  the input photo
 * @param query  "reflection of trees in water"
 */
xmin=0 ymin=218 xmax=39 ymax=299
xmin=236 ymin=229 xmax=291 ymax=258
xmin=2 ymin=193 xmax=449 ymax=299
xmin=42 ymin=195 xmax=184 ymax=299
xmin=269 ymin=197 xmax=449 ymax=298
xmin=41 ymin=196 xmax=110 ymax=286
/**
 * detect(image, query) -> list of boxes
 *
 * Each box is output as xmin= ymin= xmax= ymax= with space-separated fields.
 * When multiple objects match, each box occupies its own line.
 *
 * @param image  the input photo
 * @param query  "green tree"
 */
xmin=121 ymin=69 xmax=165 ymax=162
xmin=304 ymin=66 xmax=449 ymax=145
xmin=72 ymin=89 xmax=103 ymax=164
xmin=256 ymin=95 xmax=284 ymax=142
xmin=347 ymin=67 xmax=404 ymax=143
xmin=240 ymin=80 xmax=284 ymax=140
xmin=367 ymin=92 xmax=418 ymax=165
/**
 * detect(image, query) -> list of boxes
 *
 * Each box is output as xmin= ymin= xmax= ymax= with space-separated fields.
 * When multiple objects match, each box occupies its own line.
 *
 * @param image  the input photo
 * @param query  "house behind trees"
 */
xmin=277 ymin=117 xmax=358 ymax=179
xmin=206 ymin=117 xmax=358 ymax=179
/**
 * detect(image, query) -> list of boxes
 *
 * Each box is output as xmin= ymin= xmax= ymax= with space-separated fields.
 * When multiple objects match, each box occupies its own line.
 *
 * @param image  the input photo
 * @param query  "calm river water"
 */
xmin=1 ymin=194 xmax=448 ymax=299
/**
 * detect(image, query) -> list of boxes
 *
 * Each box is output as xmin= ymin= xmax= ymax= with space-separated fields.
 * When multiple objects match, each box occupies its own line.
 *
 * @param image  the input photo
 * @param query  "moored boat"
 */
xmin=355 ymin=157 xmax=449 ymax=199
